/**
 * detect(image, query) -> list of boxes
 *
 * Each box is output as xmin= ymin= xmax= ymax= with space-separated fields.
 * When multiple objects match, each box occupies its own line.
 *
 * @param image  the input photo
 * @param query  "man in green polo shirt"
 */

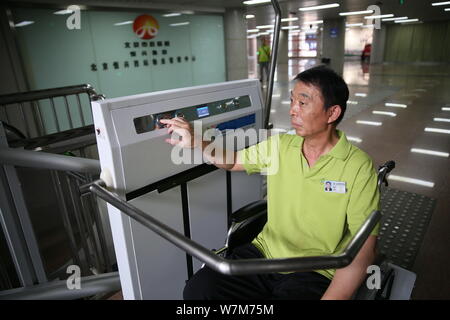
xmin=257 ymin=37 xmax=271 ymax=83
xmin=161 ymin=66 xmax=380 ymax=300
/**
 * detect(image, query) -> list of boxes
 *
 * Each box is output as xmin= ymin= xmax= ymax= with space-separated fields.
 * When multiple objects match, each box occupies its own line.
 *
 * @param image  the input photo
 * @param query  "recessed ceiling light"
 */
xmin=339 ymin=10 xmax=373 ymax=16
xmin=364 ymin=14 xmax=394 ymax=19
xmin=243 ymin=0 xmax=270 ymax=5
xmin=14 ymin=21 xmax=34 ymax=27
xmin=432 ymin=1 xmax=450 ymax=6
xmin=382 ymin=16 xmax=408 ymax=21
xmin=163 ymin=13 xmax=181 ymax=17
xmin=395 ymin=19 xmax=420 ymax=23
xmin=256 ymin=25 xmax=274 ymax=29
xmin=303 ymin=20 xmax=323 ymax=25
xmin=170 ymin=22 xmax=190 ymax=27
xmin=346 ymin=23 xmax=363 ymax=27
xmin=299 ymin=3 xmax=340 ymax=11
xmin=114 ymin=21 xmax=133 ymax=26
xmin=54 ymin=9 xmax=74 ymax=15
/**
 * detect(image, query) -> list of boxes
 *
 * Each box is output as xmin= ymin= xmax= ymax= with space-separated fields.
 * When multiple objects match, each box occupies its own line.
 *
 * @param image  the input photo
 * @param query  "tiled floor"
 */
xmin=266 ymin=59 xmax=450 ymax=299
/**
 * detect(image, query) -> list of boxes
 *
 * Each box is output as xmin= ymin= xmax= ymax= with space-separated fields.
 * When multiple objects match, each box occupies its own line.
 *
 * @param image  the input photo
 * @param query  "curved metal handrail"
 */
xmin=0 ymin=84 xmax=104 ymax=105
xmin=88 ymin=180 xmax=381 ymax=276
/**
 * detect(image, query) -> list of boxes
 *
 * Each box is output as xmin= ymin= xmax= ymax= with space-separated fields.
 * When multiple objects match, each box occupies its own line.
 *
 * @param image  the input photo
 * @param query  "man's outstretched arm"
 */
xmin=160 ymin=117 xmax=245 ymax=171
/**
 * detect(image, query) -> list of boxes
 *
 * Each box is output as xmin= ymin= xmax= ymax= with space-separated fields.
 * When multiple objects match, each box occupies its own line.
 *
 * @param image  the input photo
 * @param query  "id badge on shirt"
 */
xmin=323 ymin=180 xmax=346 ymax=194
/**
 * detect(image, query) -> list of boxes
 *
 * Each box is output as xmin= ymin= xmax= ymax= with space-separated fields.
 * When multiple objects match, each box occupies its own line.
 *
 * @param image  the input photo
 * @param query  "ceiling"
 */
xmin=7 ymin=0 xmax=450 ymax=26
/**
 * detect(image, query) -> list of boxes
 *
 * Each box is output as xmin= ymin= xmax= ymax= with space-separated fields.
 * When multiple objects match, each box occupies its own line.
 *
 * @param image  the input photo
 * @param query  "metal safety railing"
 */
xmin=86 ymin=179 xmax=381 ymax=276
xmin=0 ymin=84 xmax=103 ymax=141
xmin=0 ymin=83 xmax=117 ymax=300
xmin=0 ymin=146 xmax=117 ymax=299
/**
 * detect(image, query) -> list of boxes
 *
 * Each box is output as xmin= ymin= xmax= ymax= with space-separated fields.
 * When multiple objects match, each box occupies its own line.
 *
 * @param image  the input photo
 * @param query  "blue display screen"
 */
xmin=197 ymin=106 xmax=210 ymax=118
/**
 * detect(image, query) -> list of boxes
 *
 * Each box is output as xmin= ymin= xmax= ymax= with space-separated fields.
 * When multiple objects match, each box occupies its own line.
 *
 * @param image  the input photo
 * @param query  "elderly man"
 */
xmin=161 ymin=66 xmax=380 ymax=300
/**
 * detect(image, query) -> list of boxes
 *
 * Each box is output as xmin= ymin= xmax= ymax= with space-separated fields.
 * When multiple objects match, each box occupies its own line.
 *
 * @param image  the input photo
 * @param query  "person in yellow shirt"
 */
xmin=257 ymin=37 xmax=271 ymax=83
xmin=161 ymin=66 xmax=379 ymax=300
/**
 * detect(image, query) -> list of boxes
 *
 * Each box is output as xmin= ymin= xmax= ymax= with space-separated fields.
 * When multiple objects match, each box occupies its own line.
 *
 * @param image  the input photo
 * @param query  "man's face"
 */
xmin=289 ymin=81 xmax=335 ymax=137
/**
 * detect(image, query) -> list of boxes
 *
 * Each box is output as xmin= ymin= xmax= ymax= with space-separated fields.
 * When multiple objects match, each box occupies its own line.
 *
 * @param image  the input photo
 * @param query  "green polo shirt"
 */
xmin=240 ymin=130 xmax=380 ymax=280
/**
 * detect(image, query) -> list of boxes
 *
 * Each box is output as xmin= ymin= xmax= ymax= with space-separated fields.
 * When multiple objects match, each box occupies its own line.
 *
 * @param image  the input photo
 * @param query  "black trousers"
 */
xmin=183 ymin=243 xmax=331 ymax=300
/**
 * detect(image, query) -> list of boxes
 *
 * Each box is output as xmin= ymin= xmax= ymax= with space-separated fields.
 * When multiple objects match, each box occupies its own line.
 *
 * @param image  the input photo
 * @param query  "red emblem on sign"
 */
xmin=133 ymin=15 xmax=159 ymax=39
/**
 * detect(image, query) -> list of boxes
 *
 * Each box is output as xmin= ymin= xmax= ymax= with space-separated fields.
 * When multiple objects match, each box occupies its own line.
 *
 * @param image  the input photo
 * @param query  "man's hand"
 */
xmin=160 ymin=117 xmax=199 ymax=149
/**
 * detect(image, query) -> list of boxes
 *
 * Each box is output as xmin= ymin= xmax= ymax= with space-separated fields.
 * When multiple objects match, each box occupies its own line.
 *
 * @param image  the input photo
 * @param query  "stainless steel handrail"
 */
xmin=0 ymin=84 xmax=104 ymax=105
xmin=0 ymin=147 xmax=101 ymax=174
xmin=88 ymin=180 xmax=381 ymax=276
xmin=264 ymin=0 xmax=282 ymax=129
xmin=0 ymin=272 xmax=120 ymax=300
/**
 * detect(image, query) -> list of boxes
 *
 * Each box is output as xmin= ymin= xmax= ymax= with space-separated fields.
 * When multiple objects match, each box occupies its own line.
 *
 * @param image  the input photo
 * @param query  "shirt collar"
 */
xmin=288 ymin=130 xmax=352 ymax=160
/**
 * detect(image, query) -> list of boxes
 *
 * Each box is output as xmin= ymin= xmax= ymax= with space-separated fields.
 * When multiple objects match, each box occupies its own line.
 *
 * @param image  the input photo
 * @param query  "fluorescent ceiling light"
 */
xmin=181 ymin=10 xmax=194 ymax=14
xmin=14 ymin=21 xmax=34 ymax=27
xmin=54 ymin=9 xmax=74 ymax=15
xmin=395 ymin=18 xmax=419 ymax=23
xmin=442 ymin=107 xmax=450 ymax=111
xmin=364 ymin=14 xmax=394 ymax=19
xmin=362 ymin=24 xmax=375 ymax=28
xmin=410 ymin=148 xmax=449 ymax=158
xmin=246 ymin=14 xmax=255 ymax=19
xmin=433 ymin=117 xmax=450 ymax=122
xmin=382 ymin=16 xmax=408 ymax=21
xmin=388 ymin=175 xmax=434 ymax=188
xmin=163 ymin=13 xmax=181 ymax=17
xmin=355 ymin=93 xmax=367 ymax=97
xmin=424 ymin=127 xmax=450 ymax=134
xmin=281 ymin=100 xmax=290 ymax=105
xmin=299 ymin=3 xmax=340 ymax=11
xmin=303 ymin=20 xmax=323 ymax=25
xmin=445 ymin=8 xmax=450 ymax=11
xmin=346 ymin=23 xmax=363 ymax=27
xmin=243 ymin=0 xmax=270 ymax=5
xmin=281 ymin=17 xmax=298 ymax=22
xmin=340 ymin=10 xmax=373 ymax=16
xmin=170 ymin=22 xmax=190 ymax=26
xmin=258 ymin=32 xmax=270 ymax=36
xmin=247 ymin=29 xmax=259 ymax=32
xmin=114 ymin=21 xmax=133 ymax=26
xmin=272 ymin=94 xmax=280 ymax=98
xmin=372 ymin=111 xmax=397 ymax=117
xmin=432 ymin=1 xmax=450 ymax=6
xmin=347 ymin=136 xmax=362 ymax=143
xmin=356 ymin=120 xmax=382 ymax=126
xmin=282 ymin=26 xmax=299 ymax=30
xmin=256 ymin=25 xmax=274 ymax=29
xmin=347 ymin=100 xmax=358 ymax=105
xmin=385 ymin=102 xmax=407 ymax=108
